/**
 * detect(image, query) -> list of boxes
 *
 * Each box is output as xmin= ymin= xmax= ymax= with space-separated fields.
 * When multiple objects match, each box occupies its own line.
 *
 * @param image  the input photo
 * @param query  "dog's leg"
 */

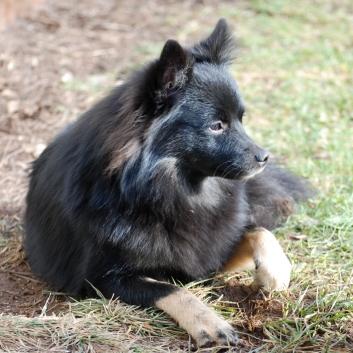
xmin=91 ymin=274 xmax=238 ymax=347
xmin=155 ymin=284 xmax=238 ymax=347
xmin=222 ymin=227 xmax=291 ymax=291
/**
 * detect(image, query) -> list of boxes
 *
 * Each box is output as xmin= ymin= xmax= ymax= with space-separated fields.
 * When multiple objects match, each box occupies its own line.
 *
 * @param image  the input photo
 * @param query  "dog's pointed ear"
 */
xmin=156 ymin=40 xmax=194 ymax=100
xmin=192 ymin=18 xmax=236 ymax=64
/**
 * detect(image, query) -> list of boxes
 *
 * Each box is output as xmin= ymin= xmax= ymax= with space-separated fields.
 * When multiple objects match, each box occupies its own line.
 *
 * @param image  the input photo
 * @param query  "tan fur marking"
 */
xmin=222 ymin=235 xmax=256 ymax=272
xmin=106 ymin=139 xmax=140 ymax=173
xmin=222 ymin=227 xmax=291 ymax=291
xmin=156 ymin=287 xmax=238 ymax=347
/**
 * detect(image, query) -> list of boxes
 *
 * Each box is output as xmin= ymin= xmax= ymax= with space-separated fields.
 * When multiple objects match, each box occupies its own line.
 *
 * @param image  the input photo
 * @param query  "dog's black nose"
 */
xmin=255 ymin=150 xmax=269 ymax=165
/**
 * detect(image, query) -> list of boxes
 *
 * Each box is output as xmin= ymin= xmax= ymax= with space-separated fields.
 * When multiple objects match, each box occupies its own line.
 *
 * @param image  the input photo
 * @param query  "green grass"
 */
xmin=1 ymin=0 xmax=353 ymax=352
xmin=222 ymin=0 xmax=353 ymax=351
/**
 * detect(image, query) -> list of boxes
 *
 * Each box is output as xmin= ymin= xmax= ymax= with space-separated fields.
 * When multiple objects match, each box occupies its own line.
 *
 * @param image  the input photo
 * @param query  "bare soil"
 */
xmin=0 ymin=0 xmax=284 ymax=350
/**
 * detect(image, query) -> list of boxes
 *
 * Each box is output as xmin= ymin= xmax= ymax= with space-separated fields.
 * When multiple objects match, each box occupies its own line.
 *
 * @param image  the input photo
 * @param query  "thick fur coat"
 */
xmin=25 ymin=19 xmax=309 ymax=347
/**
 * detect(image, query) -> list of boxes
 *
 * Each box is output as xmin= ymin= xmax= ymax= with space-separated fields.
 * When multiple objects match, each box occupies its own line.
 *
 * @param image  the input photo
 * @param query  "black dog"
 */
xmin=25 ymin=19 xmax=309 ymax=347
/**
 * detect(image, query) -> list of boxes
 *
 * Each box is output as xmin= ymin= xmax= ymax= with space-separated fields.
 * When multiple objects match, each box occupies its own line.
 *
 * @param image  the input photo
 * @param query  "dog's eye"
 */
xmin=209 ymin=122 xmax=223 ymax=132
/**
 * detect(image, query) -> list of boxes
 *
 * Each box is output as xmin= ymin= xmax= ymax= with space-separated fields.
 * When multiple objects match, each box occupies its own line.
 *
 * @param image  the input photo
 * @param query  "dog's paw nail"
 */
xmin=195 ymin=322 xmax=238 ymax=347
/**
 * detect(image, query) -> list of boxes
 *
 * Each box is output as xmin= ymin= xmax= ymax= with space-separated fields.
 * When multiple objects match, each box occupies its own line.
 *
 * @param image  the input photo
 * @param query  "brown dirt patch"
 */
xmin=220 ymin=277 xmax=284 ymax=343
xmin=0 ymin=215 xmax=67 ymax=318
xmin=0 ymin=0 xmax=45 ymax=30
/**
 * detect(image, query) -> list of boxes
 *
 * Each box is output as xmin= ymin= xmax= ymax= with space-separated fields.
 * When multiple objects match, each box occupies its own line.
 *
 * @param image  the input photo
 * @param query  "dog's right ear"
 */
xmin=192 ymin=18 xmax=236 ymax=65
xmin=156 ymin=40 xmax=194 ymax=103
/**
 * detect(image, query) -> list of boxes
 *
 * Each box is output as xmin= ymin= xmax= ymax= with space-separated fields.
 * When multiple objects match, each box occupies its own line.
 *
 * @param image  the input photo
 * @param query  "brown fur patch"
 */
xmin=222 ymin=234 xmax=256 ymax=272
xmin=107 ymin=138 xmax=140 ymax=172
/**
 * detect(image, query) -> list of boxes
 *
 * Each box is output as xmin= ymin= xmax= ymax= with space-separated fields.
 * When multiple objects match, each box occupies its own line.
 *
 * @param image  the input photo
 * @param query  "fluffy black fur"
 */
xmin=25 ymin=19 xmax=309 ymax=307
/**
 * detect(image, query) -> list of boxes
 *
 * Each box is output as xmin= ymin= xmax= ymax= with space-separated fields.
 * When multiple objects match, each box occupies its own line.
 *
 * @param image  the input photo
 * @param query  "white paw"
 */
xmin=251 ymin=229 xmax=291 ymax=291
xmin=252 ymin=252 xmax=291 ymax=291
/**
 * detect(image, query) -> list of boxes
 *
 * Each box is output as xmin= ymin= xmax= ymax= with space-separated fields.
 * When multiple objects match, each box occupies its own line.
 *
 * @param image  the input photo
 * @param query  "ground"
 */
xmin=1 ymin=0 xmax=353 ymax=352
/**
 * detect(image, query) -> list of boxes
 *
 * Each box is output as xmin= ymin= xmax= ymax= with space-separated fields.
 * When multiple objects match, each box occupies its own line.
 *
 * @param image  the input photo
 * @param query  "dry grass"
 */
xmin=0 ymin=278 xmax=255 ymax=352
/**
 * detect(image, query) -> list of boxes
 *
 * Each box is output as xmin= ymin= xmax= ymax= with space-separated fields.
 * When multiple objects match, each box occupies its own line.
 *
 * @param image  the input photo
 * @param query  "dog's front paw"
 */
xmin=156 ymin=286 xmax=239 ymax=348
xmin=252 ymin=250 xmax=291 ymax=291
xmin=192 ymin=316 xmax=239 ymax=347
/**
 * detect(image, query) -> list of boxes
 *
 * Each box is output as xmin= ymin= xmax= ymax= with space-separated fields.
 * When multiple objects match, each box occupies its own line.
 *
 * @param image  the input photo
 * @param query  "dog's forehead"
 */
xmin=189 ymin=64 xmax=244 ymax=115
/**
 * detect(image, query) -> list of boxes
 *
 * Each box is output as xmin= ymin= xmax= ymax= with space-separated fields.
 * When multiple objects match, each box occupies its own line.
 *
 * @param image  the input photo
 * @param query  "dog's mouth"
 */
xmin=216 ymin=151 xmax=269 ymax=180
xmin=216 ymin=162 xmax=267 ymax=180
xmin=238 ymin=164 xmax=267 ymax=181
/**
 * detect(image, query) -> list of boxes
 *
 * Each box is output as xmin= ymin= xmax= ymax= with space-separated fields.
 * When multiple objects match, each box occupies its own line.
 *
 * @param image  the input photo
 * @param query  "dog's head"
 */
xmin=107 ymin=19 xmax=268 ymax=181
xmin=145 ymin=19 xmax=269 ymax=181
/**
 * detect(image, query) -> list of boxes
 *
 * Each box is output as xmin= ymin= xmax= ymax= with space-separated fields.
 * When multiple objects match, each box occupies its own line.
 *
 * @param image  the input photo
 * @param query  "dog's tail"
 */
xmin=246 ymin=160 xmax=314 ymax=230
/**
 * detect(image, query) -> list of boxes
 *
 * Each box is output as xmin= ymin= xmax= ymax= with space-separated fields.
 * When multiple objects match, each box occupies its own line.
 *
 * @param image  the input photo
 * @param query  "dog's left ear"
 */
xmin=156 ymin=39 xmax=194 ymax=101
xmin=192 ymin=18 xmax=236 ymax=65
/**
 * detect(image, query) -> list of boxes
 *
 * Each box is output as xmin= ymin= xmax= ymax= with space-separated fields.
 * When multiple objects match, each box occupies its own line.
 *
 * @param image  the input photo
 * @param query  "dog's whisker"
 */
xmin=213 ymin=160 xmax=232 ymax=177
